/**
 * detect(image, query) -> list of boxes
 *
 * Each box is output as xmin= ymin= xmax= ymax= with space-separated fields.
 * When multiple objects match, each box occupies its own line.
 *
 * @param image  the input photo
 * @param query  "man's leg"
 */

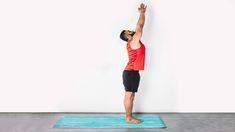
xmin=124 ymin=91 xmax=143 ymax=123
xmin=124 ymin=91 xmax=134 ymax=118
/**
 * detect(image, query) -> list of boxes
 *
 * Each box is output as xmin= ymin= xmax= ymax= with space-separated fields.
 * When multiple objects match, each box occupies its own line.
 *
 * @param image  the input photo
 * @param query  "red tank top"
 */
xmin=124 ymin=40 xmax=146 ymax=70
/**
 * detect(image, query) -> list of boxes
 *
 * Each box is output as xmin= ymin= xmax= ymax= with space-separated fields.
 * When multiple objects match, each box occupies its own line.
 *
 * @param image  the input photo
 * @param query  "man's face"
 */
xmin=125 ymin=30 xmax=136 ymax=39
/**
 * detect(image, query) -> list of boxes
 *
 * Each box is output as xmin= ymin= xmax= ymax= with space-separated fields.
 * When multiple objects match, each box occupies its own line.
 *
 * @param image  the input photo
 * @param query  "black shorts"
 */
xmin=122 ymin=70 xmax=140 ymax=92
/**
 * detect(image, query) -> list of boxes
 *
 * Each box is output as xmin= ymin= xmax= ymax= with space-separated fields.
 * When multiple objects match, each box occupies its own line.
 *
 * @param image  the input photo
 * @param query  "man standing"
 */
xmin=119 ymin=3 xmax=147 ymax=124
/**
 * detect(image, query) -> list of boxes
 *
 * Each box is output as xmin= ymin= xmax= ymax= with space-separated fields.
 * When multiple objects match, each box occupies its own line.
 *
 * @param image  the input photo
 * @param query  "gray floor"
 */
xmin=0 ymin=113 xmax=235 ymax=132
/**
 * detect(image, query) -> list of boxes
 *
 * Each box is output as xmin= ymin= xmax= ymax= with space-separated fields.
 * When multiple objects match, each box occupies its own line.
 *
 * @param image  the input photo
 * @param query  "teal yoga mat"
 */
xmin=53 ymin=115 xmax=167 ymax=128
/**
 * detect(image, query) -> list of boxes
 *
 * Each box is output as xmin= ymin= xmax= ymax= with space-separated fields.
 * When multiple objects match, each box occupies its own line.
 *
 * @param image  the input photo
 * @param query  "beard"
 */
xmin=130 ymin=32 xmax=136 ymax=36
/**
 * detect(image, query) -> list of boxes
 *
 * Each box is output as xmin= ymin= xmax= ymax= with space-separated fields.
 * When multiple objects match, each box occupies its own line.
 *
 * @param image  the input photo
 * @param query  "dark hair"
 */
xmin=120 ymin=30 xmax=128 ymax=42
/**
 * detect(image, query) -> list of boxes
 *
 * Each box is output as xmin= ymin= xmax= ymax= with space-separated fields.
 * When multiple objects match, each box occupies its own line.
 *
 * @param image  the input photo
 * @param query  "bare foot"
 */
xmin=126 ymin=117 xmax=144 ymax=124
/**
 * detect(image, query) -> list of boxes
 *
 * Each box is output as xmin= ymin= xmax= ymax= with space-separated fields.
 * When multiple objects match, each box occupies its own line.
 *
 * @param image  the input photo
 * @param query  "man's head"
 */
xmin=120 ymin=30 xmax=136 ymax=42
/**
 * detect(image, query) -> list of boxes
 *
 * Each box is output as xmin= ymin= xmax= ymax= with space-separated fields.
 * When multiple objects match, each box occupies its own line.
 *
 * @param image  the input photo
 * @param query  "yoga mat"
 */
xmin=53 ymin=115 xmax=167 ymax=128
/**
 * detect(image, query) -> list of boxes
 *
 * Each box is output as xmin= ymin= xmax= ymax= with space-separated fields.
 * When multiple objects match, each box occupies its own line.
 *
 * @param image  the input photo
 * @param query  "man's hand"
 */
xmin=138 ymin=3 xmax=147 ymax=14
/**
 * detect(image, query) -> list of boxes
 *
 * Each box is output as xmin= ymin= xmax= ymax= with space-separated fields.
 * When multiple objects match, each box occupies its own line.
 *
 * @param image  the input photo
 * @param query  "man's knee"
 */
xmin=125 ymin=91 xmax=135 ymax=100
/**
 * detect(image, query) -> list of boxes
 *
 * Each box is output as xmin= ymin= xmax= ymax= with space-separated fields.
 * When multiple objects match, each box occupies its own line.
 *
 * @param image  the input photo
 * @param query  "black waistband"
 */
xmin=124 ymin=70 xmax=139 ymax=72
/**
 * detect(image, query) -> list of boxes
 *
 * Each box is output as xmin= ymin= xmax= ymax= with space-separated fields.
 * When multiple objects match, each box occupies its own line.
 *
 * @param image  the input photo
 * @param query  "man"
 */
xmin=119 ymin=3 xmax=147 ymax=124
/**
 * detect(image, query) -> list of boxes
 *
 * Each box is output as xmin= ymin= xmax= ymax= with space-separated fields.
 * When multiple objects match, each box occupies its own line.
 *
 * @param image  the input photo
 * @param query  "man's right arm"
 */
xmin=131 ymin=3 xmax=146 ymax=48
xmin=135 ymin=12 xmax=145 ymax=39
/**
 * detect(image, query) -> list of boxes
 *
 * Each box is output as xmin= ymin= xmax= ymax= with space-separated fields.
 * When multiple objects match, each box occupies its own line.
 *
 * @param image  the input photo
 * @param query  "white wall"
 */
xmin=0 ymin=0 xmax=235 ymax=112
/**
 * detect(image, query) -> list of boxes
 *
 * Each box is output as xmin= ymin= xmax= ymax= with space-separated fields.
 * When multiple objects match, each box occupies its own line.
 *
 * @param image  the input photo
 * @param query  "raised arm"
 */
xmin=131 ymin=3 xmax=147 ymax=47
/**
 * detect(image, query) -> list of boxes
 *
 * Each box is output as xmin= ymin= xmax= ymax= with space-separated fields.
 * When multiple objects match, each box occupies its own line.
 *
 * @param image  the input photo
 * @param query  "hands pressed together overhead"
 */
xmin=138 ymin=3 xmax=147 ymax=13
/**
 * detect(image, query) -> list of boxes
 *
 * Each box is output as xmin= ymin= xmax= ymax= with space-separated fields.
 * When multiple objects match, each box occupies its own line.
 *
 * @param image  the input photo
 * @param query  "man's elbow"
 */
xmin=137 ymin=23 xmax=144 ymax=28
xmin=135 ymin=24 xmax=143 ymax=32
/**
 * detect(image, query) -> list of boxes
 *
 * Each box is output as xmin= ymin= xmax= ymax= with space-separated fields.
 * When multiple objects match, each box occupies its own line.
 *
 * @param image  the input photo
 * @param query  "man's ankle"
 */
xmin=126 ymin=116 xmax=132 ymax=119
